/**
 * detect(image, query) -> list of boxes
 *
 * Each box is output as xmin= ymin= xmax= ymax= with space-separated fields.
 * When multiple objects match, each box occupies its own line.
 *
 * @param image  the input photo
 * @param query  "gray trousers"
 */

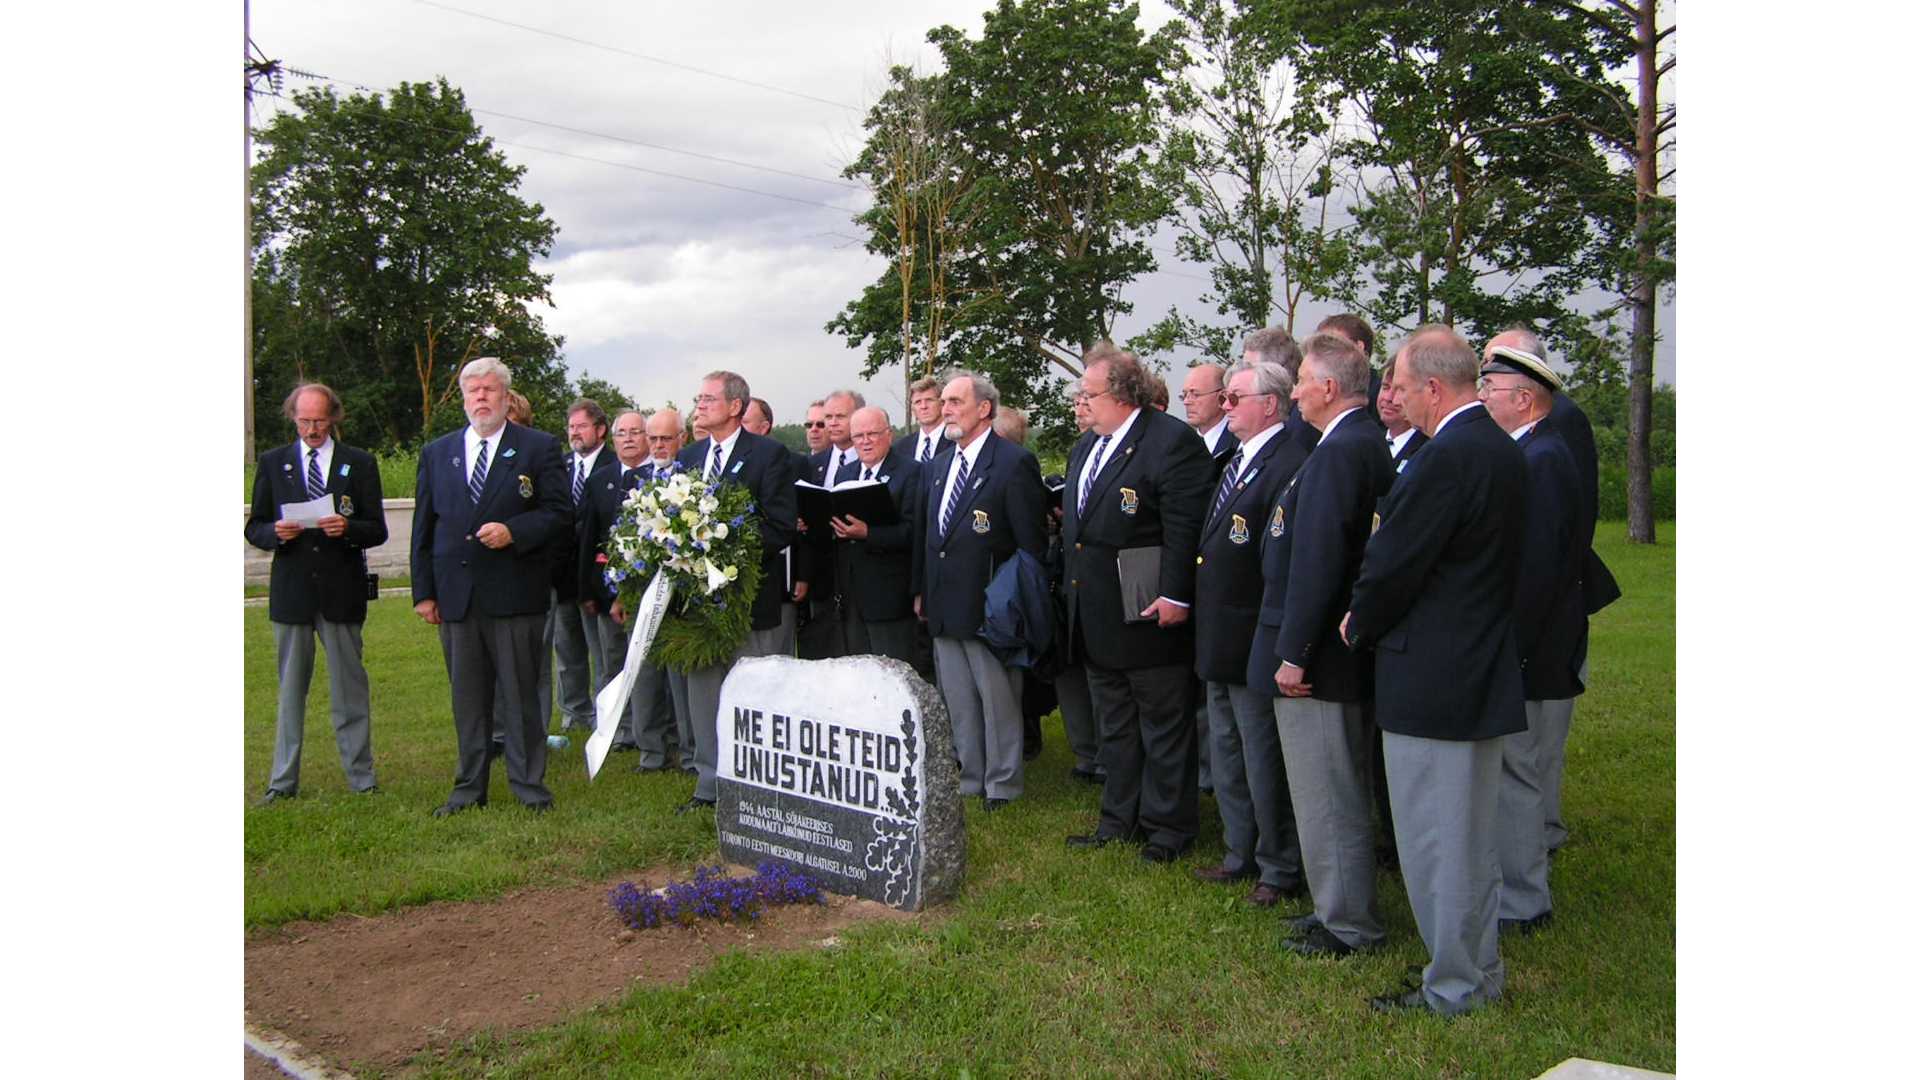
xmin=1542 ymin=659 xmax=1588 ymax=850
xmin=491 ymin=595 xmax=555 ymax=739
xmin=686 ymin=621 xmax=795 ymax=800
xmin=1207 ymin=681 xmax=1300 ymax=888
xmin=1497 ymin=700 xmax=1558 ymax=921
xmin=1054 ymin=661 xmax=1101 ymax=774
xmin=1384 ymin=731 xmax=1505 ymax=1015
xmin=932 ymin=636 xmax=1025 ymax=800
xmin=551 ymin=594 xmax=599 ymax=729
xmin=668 ymin=668 xmax=693 ymax=771
xmin=1194 ymin=676 xmax=1212 ymax=791
xmin=269 ymin=616 xmax=376 ymax=795
xmin=441 ymin=611 xmax=553 ymax=807
xmin=1276 ymin=696 xmax=1382 ymax=949
xmin=592 ymin=613 xmax=676 ymax=767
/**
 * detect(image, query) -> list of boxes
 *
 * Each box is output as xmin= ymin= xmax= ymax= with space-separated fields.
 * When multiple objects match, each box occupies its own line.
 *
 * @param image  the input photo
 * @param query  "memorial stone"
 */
xmin=715 ymin=655 xmax=964 ymax=911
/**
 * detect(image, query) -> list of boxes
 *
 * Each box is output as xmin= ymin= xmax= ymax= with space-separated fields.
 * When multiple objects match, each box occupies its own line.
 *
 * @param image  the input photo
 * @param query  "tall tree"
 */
xmin=1279 ymin=0 xmax=1630 ymax=350
xmin=250 ymin=78 xmax=565 ymax=451
xmin=1140 ymin=0 xmax=1352 ymax=360
xmin=831 ymin=0 xmax=1182 ymax=416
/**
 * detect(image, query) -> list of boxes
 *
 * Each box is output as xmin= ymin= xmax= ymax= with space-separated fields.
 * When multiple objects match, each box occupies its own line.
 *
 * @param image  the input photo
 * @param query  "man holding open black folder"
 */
xmin=1062 ymin=345 xmax=1214 ymax=863
xmin=816 ymin=406 xmax=921 ymax=664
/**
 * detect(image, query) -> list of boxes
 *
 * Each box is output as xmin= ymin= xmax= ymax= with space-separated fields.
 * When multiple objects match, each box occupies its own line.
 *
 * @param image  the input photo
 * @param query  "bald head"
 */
xmin=644 ymin=408 xmax=683 ymax=463
xmin=849 ymin=405 xmax=894 ymax=468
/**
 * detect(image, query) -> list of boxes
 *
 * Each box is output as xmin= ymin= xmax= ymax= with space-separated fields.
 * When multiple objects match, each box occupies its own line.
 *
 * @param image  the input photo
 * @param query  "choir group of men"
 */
xmin=247 ymin=309 xmax=1614 ymax=1016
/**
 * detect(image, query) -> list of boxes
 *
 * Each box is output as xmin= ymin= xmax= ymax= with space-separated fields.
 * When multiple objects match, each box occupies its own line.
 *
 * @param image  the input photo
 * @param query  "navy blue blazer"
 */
xmin=912 ymin=432 xmax=1048 ymax=639
xmin=677 ymin=429 xmax=799 ymax=632
xmin=246 ymin=440 xmax=388 ymax=625
xmin=1514 ymin=418 xmax=1589 ymax=701
xmin=1247 ymin=411 xmax=1391 ymax=702
xmin=410 ymin=421 xmax=570 ymax=622
xmin=1190 ymin=420 xmax=1314 ymax=687
xmin=834 ymin=447 xmax=922 ymax=622
xmin=1061 ymin=406 xmax=1214 ymax=671
xmin=1346 ymin=405 xmax=1527 ymax=741
xmin=575 ymin=459 xmax=664 ymax=610
xmin=552 ymin=443 xmax=619 ymax=601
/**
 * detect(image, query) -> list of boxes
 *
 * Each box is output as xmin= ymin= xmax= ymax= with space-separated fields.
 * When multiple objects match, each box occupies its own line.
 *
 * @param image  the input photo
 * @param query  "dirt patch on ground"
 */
xmin=245 ymin=865 xmax=913 ymax=1074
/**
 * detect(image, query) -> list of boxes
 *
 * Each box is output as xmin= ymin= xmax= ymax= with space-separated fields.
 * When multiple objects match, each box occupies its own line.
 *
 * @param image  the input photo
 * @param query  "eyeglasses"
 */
xmin=1076 ymin=387 xmax=1114 ymax=404
xmin=803 ymin=421 xmax=827 ymax=429
xmin=1477 ymin=380 xmax=1530 ymax=396
xmin=692 ymin=394 xmax=725 ymax=406
xmin=850 ymin=431 xmax=885 ymax=441
xmin=1223 ymin=391 xmax=1273 ymax=408
xmin=1178 ymin=389 xmax=1224 ymax=402
xmin=293 ymin=418 xmax=332 ymax=430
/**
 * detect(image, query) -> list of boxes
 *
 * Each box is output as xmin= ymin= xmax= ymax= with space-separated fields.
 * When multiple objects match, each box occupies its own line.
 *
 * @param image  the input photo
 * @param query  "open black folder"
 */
xmin=795 ymin=479 xmax=900 ymax=545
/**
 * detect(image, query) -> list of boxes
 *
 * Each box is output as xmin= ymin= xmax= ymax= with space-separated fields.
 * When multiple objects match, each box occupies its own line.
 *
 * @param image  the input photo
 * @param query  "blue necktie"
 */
xmin=1077 ymin=434 xmax=1112 ymax=515
xmin=469 ymin=439 xmax=489 ymax=503
xmin=306 ymin=448 xmax=325 ymax=501
xmin=707 ymin=444 xmax=723 ymax=481
xmin=940 ymin=453 xmax=972 ymax=537
xmin=1209 ymin=449 xmax=1243 ymax=524
xmin=571 ymin=458 xmax=586 ymax=505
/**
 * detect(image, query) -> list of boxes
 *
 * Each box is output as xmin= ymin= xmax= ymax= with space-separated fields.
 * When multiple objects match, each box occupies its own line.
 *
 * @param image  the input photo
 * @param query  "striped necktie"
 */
xmin=571 ymin=458 xmax=586 ymax=505
xmin=1209 ymin=449 xmax=1244 ymax=524
xmin=1077 ymin=434 xmax=1112 ymax=515
xmin=939 ymin=453 xmax=971 ymax=537
xmin=706 ymin=443 xmax=723 ymax=481
xmin=469 ymin=439 xmax=489 ymax=503
xmin=918 ymin=435 xmax=932 ymax=463
xmin=306 ymin=448 xmax=326 ymax=501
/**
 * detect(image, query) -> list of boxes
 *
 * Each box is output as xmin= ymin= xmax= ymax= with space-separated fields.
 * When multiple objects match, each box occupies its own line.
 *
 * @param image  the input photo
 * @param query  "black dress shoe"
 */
xmin=354 ymin=785 xmax=380 ymax=795
xmin=631 ymin=762 xmax=668 ymax=774
xmin=1368 ymin=986 xmax=1434 ymax=1014
xmin=1284 ymin=912 xmax=1323 ymax=935
xmin=524 ymin=800 xmax=553 ymax=814
xmin=1281 ymin=925 xmax=1360 ymax=958
xmin=1499 ymin=911 xmax=1554 ymax=936
xmin=984 ymin=797 xmax=1009 ymax=812
xmin=431 ymin=801 xmax=480 ymax=818
xmin=1066 ymin=831 xmax=1135 ymax=848
xmin=1140 ymin=843 xmax=1187 ymax=864
xmin=610 ymin=741 xmax=639 ymax=753
xmin=1069 ymin=767 xmax=1104 ymax=786
xmin=1191 ymin=862 xmax=1257 ymax=884
xmin=674 ymin=797 xmax=716 ymax=815
xmin=257 ymin=789 xmax=294 ymax=807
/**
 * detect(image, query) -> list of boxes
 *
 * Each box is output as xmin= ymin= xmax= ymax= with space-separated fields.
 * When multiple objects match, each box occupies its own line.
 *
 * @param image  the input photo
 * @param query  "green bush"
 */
xmin=1598 ymin=464 xmax=1675 ymax=519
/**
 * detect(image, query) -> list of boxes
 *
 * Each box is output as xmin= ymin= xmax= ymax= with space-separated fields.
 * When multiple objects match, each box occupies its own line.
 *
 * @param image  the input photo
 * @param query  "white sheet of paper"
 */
xmin=280 ymin=493 xmax=336 ymax=527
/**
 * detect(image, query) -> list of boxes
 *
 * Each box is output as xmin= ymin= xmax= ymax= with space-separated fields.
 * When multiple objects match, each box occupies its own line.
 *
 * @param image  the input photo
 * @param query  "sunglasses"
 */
xmin=803 ymin=421 xmax=827 ymax=429
xmin=1223 ymin=390 xmax=1274 ymax=408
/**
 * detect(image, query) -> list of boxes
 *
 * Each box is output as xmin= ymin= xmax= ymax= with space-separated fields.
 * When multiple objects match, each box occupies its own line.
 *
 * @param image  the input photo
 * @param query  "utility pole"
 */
xmin=243 ymin=2 xmax=280 ymax=464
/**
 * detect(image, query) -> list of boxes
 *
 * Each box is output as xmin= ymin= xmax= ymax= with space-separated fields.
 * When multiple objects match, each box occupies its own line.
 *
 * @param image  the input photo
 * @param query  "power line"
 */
xmin=411 ymin=0 xmax=863 ymax=112
xmin=283 ymin=66 xmax=858 ymax=190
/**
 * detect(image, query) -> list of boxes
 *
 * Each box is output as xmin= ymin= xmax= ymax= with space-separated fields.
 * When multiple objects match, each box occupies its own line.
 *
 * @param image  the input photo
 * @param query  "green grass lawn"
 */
xmin=245 ymin=522 xmax=1675 ymax=1077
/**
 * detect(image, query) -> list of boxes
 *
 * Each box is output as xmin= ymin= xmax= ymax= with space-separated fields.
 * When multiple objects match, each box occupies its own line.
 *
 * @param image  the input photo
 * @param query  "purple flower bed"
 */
xmin=609 ymin=861 xmax=827 ymax=930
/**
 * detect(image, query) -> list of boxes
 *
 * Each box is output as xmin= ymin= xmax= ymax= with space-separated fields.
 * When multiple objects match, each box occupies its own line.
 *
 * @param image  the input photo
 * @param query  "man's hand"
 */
xmin=830 ymin=514 xmax=868 ymax=540
xmin=317 ymin=513 xmax=348 ymax=538
xmin=273 ymin=518 xmax=303 ymax=541
xmin=795 ymin=517 xmax=810 ymax=534
xmin=913 ymin=594 xmax=924 ymax=621
xmin=414 ymin=599 xmax=441 ymax=625
xmin=1339 ymin=611 xmax=1354 ymax=647
xmin=610 ymin=599 xmax=626 ymax=625
xmin=792 ymin=581 xmax=810 ymax=603
xmin=1275 ymin=661 xmax=1312 ymax=698
xmin=1142 ymin=598 xmax=1189 ymax=628
xmin=581 ymin=599 xmax=598 ymax=617
xmin=476 ymin=522 xmax=513 ymax=549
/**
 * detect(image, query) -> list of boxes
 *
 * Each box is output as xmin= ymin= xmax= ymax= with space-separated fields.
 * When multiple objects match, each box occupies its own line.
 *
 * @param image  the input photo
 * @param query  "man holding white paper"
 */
xmin=245 ymin=383 xmax=387 ymax=804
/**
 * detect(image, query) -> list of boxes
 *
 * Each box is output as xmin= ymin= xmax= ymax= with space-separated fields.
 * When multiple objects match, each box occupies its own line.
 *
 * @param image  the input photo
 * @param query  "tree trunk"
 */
xmin=1626 ymin=0 xmax=1658 ymax=543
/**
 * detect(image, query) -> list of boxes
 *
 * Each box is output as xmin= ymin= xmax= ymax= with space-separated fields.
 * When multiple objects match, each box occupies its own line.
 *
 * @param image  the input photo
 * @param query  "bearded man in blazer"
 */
xmin=247 ymin=382 xmax=388 ymax=803
xmin=1262 ymin=335 xmax=1396 ymax=959
xmin=912 ymin=372 xmax=1048 ymax=808
xmin=1062 ymin=345 xmax=1215 ymax=863
xmin=1190 ymin=358 xmax=1315 ymax=907
xmin=673 ymin=371 xmax=800 ymax=813
xmin=1340 ymin=326 xmax=1528 ymax=1016
xmin=412 ymin=357 xmax=571 ymax=816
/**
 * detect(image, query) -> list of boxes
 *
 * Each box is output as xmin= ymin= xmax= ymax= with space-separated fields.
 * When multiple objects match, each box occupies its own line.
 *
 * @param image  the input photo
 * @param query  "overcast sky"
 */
xmin=251 ymin=0 xmax=1676 ymax=426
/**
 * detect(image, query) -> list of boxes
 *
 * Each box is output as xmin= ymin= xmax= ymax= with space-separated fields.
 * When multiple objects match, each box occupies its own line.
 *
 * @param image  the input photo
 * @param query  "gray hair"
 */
xmin=1242 ymin=327 xmax=1303 ymax=376
xmin=1300 ymin=333 xmax=1371 ymax=398
xmin=703 ymin=370 xmax=751 ymax=407
xmin=1226 ymin=358 xmax=1295 ymax=403
xmin=460 ymin=356 xmax=513 ymax=388
xmin=1496 ymin=324 xmax=1547 ymax=360
xmin=825 ymin=388 xmax=867 ymax=410
xmin=946 ymin=369 xmax=1001 ymax=416
xmin=1401 ymin=324 xmax=1479 ymax=391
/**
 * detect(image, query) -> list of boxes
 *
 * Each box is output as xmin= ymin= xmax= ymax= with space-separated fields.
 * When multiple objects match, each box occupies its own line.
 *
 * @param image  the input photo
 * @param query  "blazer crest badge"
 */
xmin=972 ymin=509 xmax=991 ymax=534
xmin=1118 ymin=487 xmax=1139 ymax=515
xmin=339 ymin=495 xmax=355 ymax=517
xmin=1229 ymin=514 xmax=1249 ymax=545
xmin=1269 ymin=503 xmax=1286 ymax=538
xmin=1371 ymin=511 xmax=1382 ymax=535
xmin=518 ymin=474 xmax=533 ymax=498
